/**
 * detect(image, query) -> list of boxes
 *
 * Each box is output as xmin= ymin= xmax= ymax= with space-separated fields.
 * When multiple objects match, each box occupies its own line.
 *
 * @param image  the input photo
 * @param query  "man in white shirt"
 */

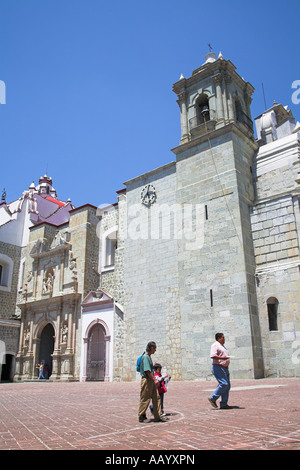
xmin=208 ymin=333 xmax=232 ymax=409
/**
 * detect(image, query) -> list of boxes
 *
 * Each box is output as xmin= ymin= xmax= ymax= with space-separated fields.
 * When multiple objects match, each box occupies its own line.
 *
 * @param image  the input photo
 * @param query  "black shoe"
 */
xmin=154 ymin=416 xmax=169 ymax=422
xmin=139 ymin=415 xmax=150 ymax=423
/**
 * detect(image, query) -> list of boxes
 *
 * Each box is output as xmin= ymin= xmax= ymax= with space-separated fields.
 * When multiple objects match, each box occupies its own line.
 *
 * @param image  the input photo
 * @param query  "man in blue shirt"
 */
xmin=138 ymin=341 xmax=168 ymax=423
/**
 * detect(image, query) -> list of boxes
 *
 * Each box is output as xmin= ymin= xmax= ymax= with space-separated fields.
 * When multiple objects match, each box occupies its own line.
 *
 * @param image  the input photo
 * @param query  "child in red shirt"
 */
xmin=150 ymin=363 xmax=171 ymax=416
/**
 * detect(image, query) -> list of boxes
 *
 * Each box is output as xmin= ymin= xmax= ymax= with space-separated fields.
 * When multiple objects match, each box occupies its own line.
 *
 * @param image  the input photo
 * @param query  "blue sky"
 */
xmin=1 ymin=0 xmax=300 ymax=208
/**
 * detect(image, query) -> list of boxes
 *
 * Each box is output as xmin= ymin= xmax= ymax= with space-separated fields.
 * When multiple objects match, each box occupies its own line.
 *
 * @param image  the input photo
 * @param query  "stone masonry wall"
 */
xmin=176 ymin=129 xmax=262 ymax=380
xmin=255 ymin=264 xmax=300 ymax=377
xmin=123 ymin=163 xmax=181 ymax=381
xmin=251 ymin=195 xmax=300 ymax=377
xmin=68 ymin=205 xmax=99 ymax=377
xmin=100 ymin=202 xmax=126 ymax=381
xmin=0 ymin=241 xmax=22 ymax=363
xmin=0 ymin=241 xmax=22 ymax=319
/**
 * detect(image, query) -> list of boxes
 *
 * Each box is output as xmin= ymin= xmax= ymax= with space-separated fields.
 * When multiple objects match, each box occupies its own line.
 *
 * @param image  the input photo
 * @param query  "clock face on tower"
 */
xmin=141 ymin=184 xmax=156 ymax=206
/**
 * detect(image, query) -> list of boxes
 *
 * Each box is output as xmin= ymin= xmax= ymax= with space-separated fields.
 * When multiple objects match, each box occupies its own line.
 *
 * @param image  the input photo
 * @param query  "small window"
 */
xmin=102 ymin=226 xmax=118 ymax=270
xmin=0 ymin=255 xmax=14 ymax=291
xmin=18 ymin=259 xmax=26 ymax=292
xmin=267 ymin=297 xmax=279 ymax=331
xmin=105 ymin=238 xmax=117 ymax=267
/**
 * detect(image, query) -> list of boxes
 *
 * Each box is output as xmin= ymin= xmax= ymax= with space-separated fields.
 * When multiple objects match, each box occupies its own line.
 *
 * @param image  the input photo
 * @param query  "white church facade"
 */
xmin=1 ymin=52 xmax=300 ymax=382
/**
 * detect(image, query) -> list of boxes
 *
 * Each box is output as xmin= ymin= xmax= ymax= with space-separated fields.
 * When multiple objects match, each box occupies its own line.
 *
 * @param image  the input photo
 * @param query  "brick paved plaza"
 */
xmin=0 ymin=378 xmax=299 ymax=452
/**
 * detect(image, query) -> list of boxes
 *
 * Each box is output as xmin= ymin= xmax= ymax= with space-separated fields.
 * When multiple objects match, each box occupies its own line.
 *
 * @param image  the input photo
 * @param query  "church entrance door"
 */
xmin=87 ymin=323 xmax=105 ymax=381
xmin=39 ymin=323 xmax=55 ymax=378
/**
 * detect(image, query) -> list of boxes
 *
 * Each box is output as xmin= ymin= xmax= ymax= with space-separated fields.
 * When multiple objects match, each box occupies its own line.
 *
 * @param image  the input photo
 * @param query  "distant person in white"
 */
xmin=208 ymin=333 xmax=232 ymax=409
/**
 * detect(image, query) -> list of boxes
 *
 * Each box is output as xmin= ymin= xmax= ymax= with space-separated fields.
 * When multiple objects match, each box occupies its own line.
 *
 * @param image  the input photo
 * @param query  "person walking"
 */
xmin=208 ymin=333 xmax=232 ymax=409
xmin=138 ymin=341 xmax=168 ymax=423
xmin=37 ymin=361 xmax=45 ymax=380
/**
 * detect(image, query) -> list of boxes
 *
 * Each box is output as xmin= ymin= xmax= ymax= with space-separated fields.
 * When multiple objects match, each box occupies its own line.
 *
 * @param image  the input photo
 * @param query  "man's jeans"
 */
xmin=210 ymin=365 xmax=231 ymax=407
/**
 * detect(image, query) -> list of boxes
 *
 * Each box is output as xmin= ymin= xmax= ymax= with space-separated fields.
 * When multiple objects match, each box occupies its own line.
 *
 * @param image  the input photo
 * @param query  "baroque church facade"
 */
xmin=1 ymin=52 xmax=300 ymax=382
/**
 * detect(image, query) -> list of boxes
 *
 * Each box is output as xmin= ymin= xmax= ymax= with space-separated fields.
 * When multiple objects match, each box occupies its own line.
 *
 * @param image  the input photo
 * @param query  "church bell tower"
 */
xmin=172 ymin=51 xmax=264 ymax=379
xmin=173 ymin=51 xmax=255 ymax=144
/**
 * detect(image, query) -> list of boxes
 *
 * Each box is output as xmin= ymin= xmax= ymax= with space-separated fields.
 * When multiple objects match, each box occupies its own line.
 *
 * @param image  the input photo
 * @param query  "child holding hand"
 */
xmin=150 ymin=363 xmax=171 ymax=416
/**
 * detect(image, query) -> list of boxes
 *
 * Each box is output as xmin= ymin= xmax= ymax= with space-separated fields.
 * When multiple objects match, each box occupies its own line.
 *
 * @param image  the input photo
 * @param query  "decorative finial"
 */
xmin=204 ymin=43 xmax=217 ymax=64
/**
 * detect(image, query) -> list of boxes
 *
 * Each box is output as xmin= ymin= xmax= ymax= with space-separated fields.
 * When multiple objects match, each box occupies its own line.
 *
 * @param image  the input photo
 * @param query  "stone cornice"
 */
xmin=173 ymin=59 xmax=254 ymax=97
xmin=0 ymin=318 xmax=21 ymax=328
xmin=256 ymin=132 xmax=300 ymax=177
xmin=171 ymin=121 xmax=258 ymax=156
xmin=17 ymin=292 xmax=81 ymax=311
xmin=123 ymin=161 xmax=176 ymax=187
xmin=30 ymin=234 xmax=71 ymax=259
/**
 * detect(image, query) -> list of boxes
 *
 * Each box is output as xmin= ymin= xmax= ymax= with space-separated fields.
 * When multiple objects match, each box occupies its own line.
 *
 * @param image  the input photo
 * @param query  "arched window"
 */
xmin=267 ymin=297 xmax=279 ymax=331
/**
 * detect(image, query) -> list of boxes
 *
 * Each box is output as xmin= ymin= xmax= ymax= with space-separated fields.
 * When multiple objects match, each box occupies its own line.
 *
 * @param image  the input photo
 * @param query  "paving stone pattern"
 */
xmin=0 ymin=378 xmax=300 ymax=451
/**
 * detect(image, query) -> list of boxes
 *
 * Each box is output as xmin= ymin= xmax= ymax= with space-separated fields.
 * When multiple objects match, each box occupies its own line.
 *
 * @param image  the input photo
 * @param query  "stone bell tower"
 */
xmin=172 ymin=52 xmax=264 ymax=379
xmin=173 ymin=51 xmax=255 ymax=144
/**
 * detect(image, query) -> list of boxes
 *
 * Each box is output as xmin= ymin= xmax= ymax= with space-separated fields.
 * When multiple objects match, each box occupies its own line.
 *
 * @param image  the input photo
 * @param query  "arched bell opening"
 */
xmin=196 ymin=93 xmax=210 ymax=124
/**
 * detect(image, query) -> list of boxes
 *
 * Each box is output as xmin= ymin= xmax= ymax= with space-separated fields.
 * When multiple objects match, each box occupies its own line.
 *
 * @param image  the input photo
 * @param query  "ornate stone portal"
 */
xmin=15 ymin=227 xmax=82 ymax=381
xmin=15 ymin=293 xmax=81 ymax=381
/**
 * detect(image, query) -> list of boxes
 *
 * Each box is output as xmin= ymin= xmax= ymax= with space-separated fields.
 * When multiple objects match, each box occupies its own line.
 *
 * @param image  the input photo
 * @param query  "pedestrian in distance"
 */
xmin=208 ymin=333 xmax=233 ymax=409
xmin=138 ymin=341 xmax=169 ymax=423
xmin=37 ymin=361 xmax=45 ymax=380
